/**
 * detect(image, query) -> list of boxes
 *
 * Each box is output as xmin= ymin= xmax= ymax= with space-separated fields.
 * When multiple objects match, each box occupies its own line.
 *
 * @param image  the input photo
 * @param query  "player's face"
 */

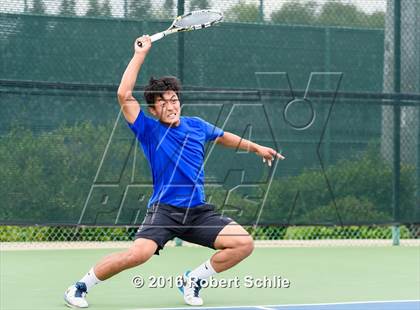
xmin=150 ymin=91 xmax=181 ymax=126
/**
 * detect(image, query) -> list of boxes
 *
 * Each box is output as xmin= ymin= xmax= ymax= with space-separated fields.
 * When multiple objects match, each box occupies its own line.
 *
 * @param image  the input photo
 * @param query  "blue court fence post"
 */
xmin=392 ymin=226 xmax=400 ymax=246
xmin=175 ymin=237 xmax=183 ymax=247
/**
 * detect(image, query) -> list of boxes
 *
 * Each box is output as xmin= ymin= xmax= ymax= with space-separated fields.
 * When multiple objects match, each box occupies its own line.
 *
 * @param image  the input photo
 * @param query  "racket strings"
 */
xmin=174 ymin=11 xmax=222 ymax=28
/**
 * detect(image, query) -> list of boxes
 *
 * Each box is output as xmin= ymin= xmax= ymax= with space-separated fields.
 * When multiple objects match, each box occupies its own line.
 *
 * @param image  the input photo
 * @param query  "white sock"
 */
xmin=189 ymin=259 xmax=217 ymax=281
xmin=79 ymin=267 xmax=102 ymax=291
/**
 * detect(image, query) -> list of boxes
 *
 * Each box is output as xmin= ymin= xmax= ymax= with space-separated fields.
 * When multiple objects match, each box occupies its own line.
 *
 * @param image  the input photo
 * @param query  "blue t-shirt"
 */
xmin=128 ymin=110 xmax=224 ymax=208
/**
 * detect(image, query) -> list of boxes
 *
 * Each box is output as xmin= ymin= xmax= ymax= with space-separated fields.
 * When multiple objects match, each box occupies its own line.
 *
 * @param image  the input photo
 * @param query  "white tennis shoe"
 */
xmin=64 ymin=282 xmax=89 ymax=308
xmin=178 ymin=271 xmax=204 ymax=306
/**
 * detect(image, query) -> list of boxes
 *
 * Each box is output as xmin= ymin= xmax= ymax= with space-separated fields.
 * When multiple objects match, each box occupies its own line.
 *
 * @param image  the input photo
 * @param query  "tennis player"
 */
xmin=64 ymin=35 xmax=284 ymax=308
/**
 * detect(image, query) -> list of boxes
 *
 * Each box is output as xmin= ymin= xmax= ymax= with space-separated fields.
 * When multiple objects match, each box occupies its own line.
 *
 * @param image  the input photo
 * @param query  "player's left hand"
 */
xmin=255 ymin=146 xmax=285 ymax=167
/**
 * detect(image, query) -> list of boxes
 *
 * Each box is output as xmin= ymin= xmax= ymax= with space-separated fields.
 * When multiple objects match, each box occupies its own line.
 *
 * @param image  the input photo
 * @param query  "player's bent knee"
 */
xmin=239 ymin=236 xmax=254 ymax=257
xmin=231 ymin=235 xmax=254 ymax=258
xmin=125 ymin=239 xmax=157 ymax=267
xmin=125 ymin=248 xmax=153 ymax=267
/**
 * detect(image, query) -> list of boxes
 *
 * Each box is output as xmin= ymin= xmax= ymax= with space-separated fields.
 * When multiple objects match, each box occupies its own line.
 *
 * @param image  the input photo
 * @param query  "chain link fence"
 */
xmin=1 ymin=225 xmax=420 ymax=247
xmin=1 ymin=0 xmax=387 ymax=26
xmin=1 ymin=0 xmax=419 ymax=245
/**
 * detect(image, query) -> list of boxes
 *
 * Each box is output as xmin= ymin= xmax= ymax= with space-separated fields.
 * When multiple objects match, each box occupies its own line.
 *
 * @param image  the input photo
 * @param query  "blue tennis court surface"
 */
xmin=133 ymin=300 xmax=420 ymax=310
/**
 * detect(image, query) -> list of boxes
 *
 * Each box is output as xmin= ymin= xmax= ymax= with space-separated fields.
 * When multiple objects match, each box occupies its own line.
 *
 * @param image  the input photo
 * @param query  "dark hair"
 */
xmin=144 ymin=76 xmax=181 ymax=107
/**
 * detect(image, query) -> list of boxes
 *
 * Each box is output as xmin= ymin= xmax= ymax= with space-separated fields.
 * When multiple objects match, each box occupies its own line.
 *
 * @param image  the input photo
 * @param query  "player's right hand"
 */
xmin=135 ymin=35 xmax=151 ymax=54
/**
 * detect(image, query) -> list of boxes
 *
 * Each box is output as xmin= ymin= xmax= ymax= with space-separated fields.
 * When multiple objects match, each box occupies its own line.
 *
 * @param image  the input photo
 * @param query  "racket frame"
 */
xmin=138 ymin=10 xmax=223 ymax=47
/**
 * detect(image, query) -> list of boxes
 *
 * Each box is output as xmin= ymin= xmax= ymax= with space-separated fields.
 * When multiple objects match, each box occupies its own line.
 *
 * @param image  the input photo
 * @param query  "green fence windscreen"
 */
xmin=1 ymin=13 xmax=384 ymax=91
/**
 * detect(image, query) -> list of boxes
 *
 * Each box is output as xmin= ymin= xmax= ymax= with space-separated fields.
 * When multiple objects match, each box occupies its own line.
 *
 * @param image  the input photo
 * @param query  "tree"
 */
xmin=163 ymin=0 xmax=174 ymax=12
xmin=128 ymin=0 xmax=152 ymax=19
xmin=271 ymin=1 xmax=318 ymax=25
xmin=85 ymin=0 xmax=112 ymax=17
xmin=367 ymin=11 xmax=385 ymax=28
xmin=59 ymin=0 xmax=77 ymax=16
xmin=270 ymin=0 xmax=384 ymax=29
xmin=100 ymin=0 xmax=112 ymax=16
xmin=85 ymin=0 xmax=101 ymax=17
xmin=317 ymin=1 xmax=367 ymax=28
xmin=156 ymin=0 xmax=174 ymax=19
xmin=189 ymin=0 xmax=210 ymax=11
xmin=30 ymin=0 xmax=46 ymax=14
xmin=100 ymin=0 xmax=112 ymax=17
xmin=225 ymin=1 xmax=259 ymax=23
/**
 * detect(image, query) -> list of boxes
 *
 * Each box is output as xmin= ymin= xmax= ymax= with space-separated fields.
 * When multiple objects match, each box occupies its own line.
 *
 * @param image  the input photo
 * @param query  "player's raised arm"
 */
xmin=216 ymin=131 xmax=285 ymax=167
xmin=117 ymin=35 xmax=152 ymax=124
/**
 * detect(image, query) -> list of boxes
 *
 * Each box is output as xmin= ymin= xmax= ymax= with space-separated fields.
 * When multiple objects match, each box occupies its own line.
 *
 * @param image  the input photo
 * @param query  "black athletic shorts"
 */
xmin=135 ymin=203 xmax=233 ymax=255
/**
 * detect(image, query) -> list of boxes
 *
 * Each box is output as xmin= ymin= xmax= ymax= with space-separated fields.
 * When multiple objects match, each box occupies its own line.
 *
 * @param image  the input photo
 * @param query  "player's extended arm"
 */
xmin=216 ymin=132 xmax=285 ymax=167
xmin=117 ymin=35 xmax=152 ymax=124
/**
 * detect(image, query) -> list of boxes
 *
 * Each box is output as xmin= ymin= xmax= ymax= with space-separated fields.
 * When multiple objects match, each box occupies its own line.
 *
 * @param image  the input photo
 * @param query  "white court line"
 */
xmin=128 ymin=299 xmax=420 ymax=310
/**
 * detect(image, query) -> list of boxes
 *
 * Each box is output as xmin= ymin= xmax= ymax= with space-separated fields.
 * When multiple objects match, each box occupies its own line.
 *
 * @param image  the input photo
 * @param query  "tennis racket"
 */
xmin=138 ymin=10 xmax=223 ymax=47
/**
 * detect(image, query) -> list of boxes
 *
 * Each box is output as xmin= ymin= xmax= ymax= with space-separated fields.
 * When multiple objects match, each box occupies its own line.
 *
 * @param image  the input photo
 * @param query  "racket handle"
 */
xmin=150 ymin=32 xmax=165 ymax=42
xmin=137 ymin=32 xmax=165 ymax=47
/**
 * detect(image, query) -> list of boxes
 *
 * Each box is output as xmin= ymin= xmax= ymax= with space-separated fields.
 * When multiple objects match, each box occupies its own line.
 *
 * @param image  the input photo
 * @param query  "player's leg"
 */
xmin=185 ymin=222 xmax=253 ymax=283
xmin=180 ymin=223 xmax=253 ymax=306
xmin=94 ymin=237 xmax=158 ymax=280
xmin=211 ymin=222 xmax=254 ymax=272
xmin=178 ymin=204 xmax=253 ymax=306
xmin=64 ymin=238 xmax=158 ymax=308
